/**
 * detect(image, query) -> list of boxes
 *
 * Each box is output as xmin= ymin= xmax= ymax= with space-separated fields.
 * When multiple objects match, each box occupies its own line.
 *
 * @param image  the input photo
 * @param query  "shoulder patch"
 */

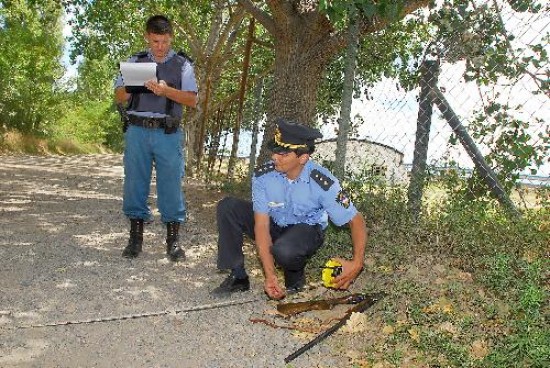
xmin=336 ymin=189 xmax=352 ymax=209
xmin=310 ymin=169 xmax=334 ymax=191
xmin=254 ymin=163 xmax=275 ymax=177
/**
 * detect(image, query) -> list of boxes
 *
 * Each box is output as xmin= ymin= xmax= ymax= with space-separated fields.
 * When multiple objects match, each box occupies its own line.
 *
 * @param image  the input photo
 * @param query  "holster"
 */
xmin=164 ymin=117 xmax=179 ymax=134
xmin=116 ymin=104 xmax=130 ymax=133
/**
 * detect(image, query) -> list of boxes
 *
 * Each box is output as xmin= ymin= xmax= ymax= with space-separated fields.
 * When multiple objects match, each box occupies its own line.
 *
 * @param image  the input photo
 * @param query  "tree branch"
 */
xmin=322 ymin=0 xmax=430 ymax=59
xmin=238 ymin=0 xmax=278 ymax=35
xmin=212 ymin=5 xmax=246 ymax=61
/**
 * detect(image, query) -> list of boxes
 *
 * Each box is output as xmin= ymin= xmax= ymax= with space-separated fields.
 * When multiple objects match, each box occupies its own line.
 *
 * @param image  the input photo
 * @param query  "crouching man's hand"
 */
xmin=331 ymin=257 xmax=363 ymax=290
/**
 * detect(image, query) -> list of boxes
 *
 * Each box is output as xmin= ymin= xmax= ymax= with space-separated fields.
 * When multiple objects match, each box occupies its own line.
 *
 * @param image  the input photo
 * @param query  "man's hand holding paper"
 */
xmin=145 ymin=79 xmax=168 ymax=96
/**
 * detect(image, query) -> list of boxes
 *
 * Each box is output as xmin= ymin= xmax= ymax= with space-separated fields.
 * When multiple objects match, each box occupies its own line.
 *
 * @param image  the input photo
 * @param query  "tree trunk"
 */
xmin=237 ymin=0 xmax=430 ymax=163
xmin=407 ymin=59 xmax=438 ymax=220
xmin=257 ymin=37 xmax=331 ymax=163
xmin=228 ymin=18 xmax=255 ymax=180
xmin=182 ymin=4 xmax=246 ymax=177
xmin=207 ymin=108 xmax=224 ymax=175
xmin=248 ymin=77 xmax=264 ymax=180
xmin=334 ymin=11 xmax=360 ymax=179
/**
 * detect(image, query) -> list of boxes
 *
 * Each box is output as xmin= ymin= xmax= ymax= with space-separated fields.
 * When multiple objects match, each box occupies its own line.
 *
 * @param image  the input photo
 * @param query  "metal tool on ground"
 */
xmin=19 ymin=297 xmax=262 ymax=329
xmin=284 ymin=292 xmax=386 ymax=364
xmin=277 ymin=293 xmax=369 ymax=316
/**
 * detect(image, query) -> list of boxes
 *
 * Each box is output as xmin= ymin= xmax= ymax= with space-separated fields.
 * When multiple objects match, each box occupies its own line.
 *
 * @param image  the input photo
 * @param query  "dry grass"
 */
xmin=0 ymin=130 xmax=108 ymax=155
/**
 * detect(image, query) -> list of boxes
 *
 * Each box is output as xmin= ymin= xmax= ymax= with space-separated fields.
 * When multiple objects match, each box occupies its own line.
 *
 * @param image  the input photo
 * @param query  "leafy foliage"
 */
xmin=309 ymin=168 xmax=549 ymax=367
xmin=0 ymin=0 xmax=64 ymax=134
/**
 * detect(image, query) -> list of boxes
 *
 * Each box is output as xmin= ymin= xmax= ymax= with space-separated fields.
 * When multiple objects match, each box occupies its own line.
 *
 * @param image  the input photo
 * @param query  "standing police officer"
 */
xmin=114 ymin=15 xmax=198 ymax=261
xmin=212 ymin=119 xmax=367 ymax=299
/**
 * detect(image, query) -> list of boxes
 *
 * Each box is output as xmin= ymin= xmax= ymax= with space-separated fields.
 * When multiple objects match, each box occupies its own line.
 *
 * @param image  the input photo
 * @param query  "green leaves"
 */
xmin=0 ymin=0 xmax=64 ymax=134
xmin=506 ymin=0 xmax=544 ymax=13
xmin=468 ymin=100 xmax=549 ymax=194
xmin=319 ymin=0 xmax=408 ymax=28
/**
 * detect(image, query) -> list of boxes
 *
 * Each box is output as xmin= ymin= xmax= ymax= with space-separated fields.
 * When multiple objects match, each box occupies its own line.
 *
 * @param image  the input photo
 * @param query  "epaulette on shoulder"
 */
xmin=310 ymin=169 xmax=334 ymax=191
xmin=254 ymin=162 xmax=275 ymax=177
xmin=177 ymin=50 xmax=193 ymax=63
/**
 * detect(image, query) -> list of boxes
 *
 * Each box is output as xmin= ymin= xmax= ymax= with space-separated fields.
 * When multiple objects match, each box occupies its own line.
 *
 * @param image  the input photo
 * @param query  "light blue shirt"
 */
xmin=252 ymin=160 xmax=357 ymax=229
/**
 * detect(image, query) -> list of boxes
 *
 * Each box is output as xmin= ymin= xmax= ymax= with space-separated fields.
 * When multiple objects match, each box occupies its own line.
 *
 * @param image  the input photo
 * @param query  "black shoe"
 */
xmin=166 ymin=222 xmax=185 ymax=262
xmin=122 ymin=242 xmax=142 ymax=258
xmin=285 ymin=285 xmax=305 ymax=296
xmin=122 ymin=219 xmax=144 ymax=258
xmin=211 ymin=275 xmax=250 ymax=296
xmin=284 ymin=269 xmax=305 ymax=293
xmin=167 ymin=243 xmax=185 ymax=262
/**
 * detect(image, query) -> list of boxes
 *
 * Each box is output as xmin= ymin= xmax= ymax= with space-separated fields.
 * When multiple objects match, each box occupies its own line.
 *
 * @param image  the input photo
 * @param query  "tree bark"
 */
xmin=228 ymin=17 xmax=255 ymax=180
xmin=407 ymin=59 xmax=438 ymax=220
xmin=178 ymin=4 xmax=246 ymax=176
xmin=238 ymin=0 xmax=430 ymax=163
xmin=334 ymin=10 xmax=360 ymax=179
xmin=248 ymin=77 xmax=264 ymax=180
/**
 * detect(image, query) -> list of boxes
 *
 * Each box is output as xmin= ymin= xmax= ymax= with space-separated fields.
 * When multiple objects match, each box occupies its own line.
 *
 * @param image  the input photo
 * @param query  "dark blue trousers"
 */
xmin=216 ymin=197 xmax=324 ymax=287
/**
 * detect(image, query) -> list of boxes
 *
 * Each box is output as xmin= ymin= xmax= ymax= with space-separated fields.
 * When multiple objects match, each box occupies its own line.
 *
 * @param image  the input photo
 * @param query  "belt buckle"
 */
xmin=145 ymin=118 xmax=156 ymax=128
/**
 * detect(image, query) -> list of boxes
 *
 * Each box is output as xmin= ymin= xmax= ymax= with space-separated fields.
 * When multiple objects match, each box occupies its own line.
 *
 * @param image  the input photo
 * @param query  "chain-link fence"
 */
xmin=209 ymin=4 xmax=548 ymax=215
xmin=312 ymin=5 xmax=549 ymax=214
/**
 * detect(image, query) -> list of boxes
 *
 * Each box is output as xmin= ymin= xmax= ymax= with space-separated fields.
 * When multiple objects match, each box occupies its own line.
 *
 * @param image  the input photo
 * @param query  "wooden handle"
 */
xmin=276 ymin=293 xmax=365 ymax=316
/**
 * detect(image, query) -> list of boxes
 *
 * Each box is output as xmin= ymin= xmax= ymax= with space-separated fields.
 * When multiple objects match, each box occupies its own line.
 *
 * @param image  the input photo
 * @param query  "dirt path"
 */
xmin=0 ymin=154 xmax=353 ymax=368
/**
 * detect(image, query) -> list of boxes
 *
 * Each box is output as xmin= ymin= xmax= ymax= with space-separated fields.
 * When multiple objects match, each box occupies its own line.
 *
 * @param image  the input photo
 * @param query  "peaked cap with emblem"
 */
xmin=268 ymin=118 xmax=323 ymax=153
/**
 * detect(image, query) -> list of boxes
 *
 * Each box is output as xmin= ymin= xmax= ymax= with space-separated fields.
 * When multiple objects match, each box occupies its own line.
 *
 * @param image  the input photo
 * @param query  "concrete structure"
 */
xmin=312 ymin=138 xmax=407 ymax=183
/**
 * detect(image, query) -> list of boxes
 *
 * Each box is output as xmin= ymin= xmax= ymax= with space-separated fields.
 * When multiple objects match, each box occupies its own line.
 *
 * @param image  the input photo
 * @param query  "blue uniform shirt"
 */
xmin=252 ymin=160 xmax=357 ymax=229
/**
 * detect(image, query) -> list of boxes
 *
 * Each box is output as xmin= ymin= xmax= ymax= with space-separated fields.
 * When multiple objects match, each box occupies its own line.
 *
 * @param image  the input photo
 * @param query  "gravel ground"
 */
xmin=0 ymin=154 xmax=355 ymax=368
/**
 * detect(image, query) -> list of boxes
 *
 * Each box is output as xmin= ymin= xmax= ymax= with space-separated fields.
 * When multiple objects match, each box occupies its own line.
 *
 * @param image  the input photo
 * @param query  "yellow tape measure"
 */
xmin=321 ymin=259 xmax=343 ymax=288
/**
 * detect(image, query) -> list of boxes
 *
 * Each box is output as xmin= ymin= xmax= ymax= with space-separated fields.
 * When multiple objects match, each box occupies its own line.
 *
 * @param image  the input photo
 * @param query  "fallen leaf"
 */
xmin=396 ymin=319 xmax=408 ymax=326
xmin=378 ymin=265 xmax=392 ymax=273
xmin=382 ymin=324 xmax=395 ymax=335
xmin=342 ymin=312 xmax=368 ymax=333
xmin=408 ymin=327 xmax=420 ymax=342
xmin=470 ymin=339 xmax=489 ymax=359
xmin=438 ymin=321 xmax=459 ymax=335
xmin=456 ymin=271 xmax=473 ymax=282
xmin=422 ymin=298 xmax=454 ymax=314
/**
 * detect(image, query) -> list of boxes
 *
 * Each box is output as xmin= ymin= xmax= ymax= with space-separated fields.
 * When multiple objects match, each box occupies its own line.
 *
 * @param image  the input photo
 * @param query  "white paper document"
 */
xmin=119 ymin=62 xmax=157 ymax=86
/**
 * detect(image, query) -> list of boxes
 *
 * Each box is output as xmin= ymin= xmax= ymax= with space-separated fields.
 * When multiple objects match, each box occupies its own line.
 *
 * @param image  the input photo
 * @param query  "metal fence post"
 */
xmin=431 ymin=88 xmax=520 ymax=217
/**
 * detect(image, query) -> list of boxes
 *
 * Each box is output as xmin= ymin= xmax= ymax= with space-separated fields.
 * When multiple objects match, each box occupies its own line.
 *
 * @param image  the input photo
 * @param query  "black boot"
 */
xmin=166 ymin=222 xmax=185 ymax=261
xmin=122 ymin=219 xmax=144 ymax=258
xmin=284 ymin=269 xmax=306 ymax=295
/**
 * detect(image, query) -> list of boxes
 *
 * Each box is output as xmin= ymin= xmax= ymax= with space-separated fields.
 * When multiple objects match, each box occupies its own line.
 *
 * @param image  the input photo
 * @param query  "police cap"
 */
xmin=268 ymin=118 xmax=323 ymax=154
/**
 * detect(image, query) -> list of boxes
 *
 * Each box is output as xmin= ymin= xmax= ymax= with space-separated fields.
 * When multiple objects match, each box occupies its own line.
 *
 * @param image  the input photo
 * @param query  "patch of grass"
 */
xmin=218 ymin=167 xmax=548 ymax=368
xmin=484 ymin=326 xmax=550 ymax=368
xmin=0 ymin=130 xmax=107 ymax=155
xmin=383 ymin=347 xmax=404 ymax=366
xmin=420 ymin=332 xmax=473 ymax=367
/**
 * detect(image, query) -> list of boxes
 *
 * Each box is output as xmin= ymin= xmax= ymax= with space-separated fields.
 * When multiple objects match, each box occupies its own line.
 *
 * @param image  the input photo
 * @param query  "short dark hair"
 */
xmin=145 ymin=15 xmax=173 ymax=35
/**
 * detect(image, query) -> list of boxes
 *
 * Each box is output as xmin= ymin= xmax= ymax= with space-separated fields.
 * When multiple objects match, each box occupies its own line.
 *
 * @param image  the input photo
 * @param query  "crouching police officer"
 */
xmin=114 ymin=15 xmax=197 ymax=261
xmin=212 ymin=118 xmax=367 ymax=299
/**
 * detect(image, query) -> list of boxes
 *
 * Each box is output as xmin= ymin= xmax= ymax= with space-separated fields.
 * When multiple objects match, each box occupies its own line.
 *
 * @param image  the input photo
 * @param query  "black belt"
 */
xmin=128 ymin=115 xmax=169 ymax=129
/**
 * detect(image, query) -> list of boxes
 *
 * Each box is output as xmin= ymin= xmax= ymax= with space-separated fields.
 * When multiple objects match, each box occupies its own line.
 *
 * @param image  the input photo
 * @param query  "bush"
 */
xmin=52 ymin=99 xmax=124 ymax=152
